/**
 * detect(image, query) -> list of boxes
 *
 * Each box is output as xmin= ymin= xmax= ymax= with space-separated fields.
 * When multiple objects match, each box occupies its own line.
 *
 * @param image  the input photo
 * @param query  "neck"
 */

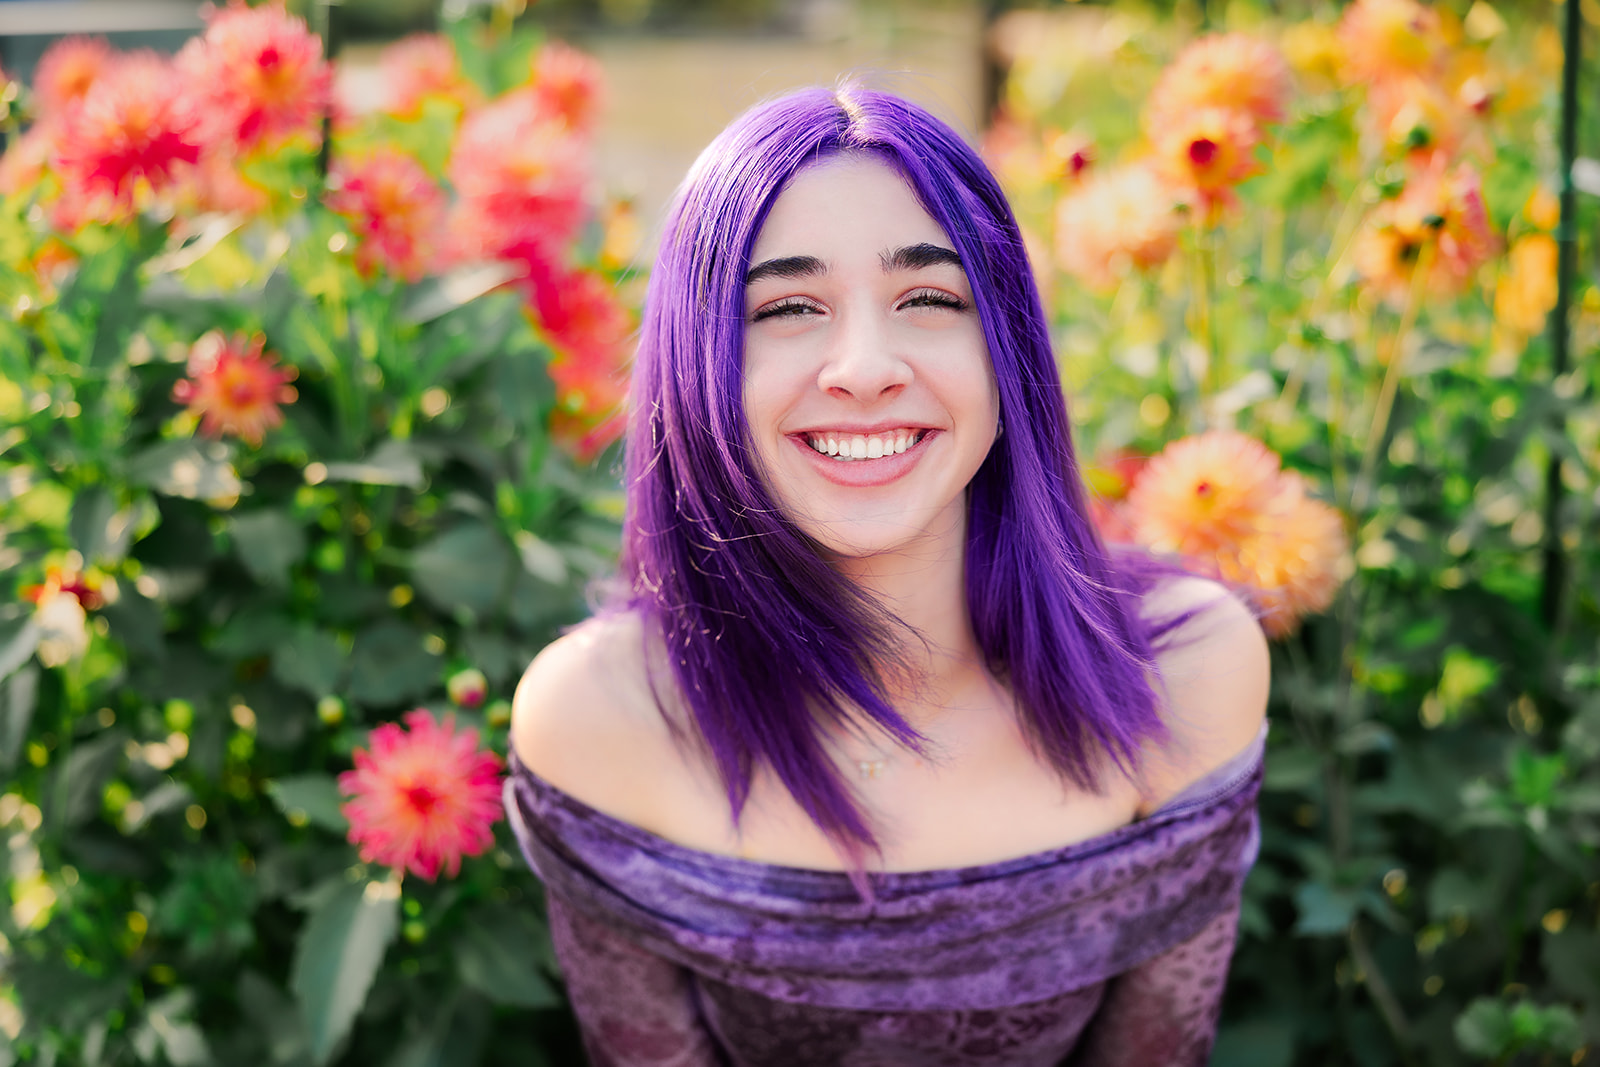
xmin=832 ymin=499 xmax=989 ymax=717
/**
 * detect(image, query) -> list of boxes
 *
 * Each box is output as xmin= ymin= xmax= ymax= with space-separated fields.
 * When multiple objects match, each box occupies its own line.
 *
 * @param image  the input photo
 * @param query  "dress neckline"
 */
xmin=505 ymin=721 xmax=1266 ymax=886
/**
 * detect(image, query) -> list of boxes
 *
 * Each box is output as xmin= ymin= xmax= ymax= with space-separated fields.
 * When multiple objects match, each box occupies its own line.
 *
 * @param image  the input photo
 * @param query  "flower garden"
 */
xmin=0 ymin=0 xmax=1597 ymax=1063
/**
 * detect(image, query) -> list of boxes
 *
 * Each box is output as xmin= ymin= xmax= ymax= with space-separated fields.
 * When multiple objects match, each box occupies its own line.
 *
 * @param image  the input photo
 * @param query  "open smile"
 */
xmin=802 ymin=428 xmax=927 ymax=461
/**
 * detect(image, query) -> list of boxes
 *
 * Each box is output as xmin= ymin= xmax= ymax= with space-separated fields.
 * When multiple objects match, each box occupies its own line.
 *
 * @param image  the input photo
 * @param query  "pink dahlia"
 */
xmin=176 ymin=0 xmax=333 ymax=151
xmin=525 ymin=262 xmax=633 ymax=457
xmin=325 ymin=148 xmax=446 ymax=281
xmin=171 ymin=332 xmax=297 ymax=446
xmin=52 ymin=52 xmax=204 ymax=223
xmin=379 ymin=34 xmax=480 ymax=119
xmin=32 ymin=36 xmax=112 ymax=120
xmin=447 ymin=86 xmax=588 ymax=266
xmin=339 ymin=710 xmax=504 ymax=881
xmin=529 ymin=41 xmax=604 ymax=135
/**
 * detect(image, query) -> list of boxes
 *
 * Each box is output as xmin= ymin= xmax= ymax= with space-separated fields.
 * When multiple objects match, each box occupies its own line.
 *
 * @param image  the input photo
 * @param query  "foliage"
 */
xmin=991 ymin=1 xmax=1600 ymax=1063
xmin=0 ymin=5 xmax=631 ymax=1064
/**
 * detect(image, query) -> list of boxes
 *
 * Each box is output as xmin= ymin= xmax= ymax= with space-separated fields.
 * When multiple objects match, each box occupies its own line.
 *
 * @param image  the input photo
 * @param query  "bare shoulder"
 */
xmin=1136 ymin=575 xmax=1271 ymax=813
xmin=510 ymin=612 xmax=679 ymax=823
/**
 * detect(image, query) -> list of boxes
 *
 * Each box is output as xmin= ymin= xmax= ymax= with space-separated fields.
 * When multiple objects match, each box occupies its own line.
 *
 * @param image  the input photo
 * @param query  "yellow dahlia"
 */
xmin=1145 ymin=33 xmax=1292 ymax=132
xmin=1281 ymin=21 xmax=1343 ymax=89
xmin=1126 ymin=431 xmax=1284 ymax=557
xmin=1054 ymin=163 xmax=1180 ymax=292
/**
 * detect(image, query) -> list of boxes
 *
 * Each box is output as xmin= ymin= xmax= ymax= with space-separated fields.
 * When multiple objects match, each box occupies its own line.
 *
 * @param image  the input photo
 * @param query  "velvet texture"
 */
xmin=504 ymin=726 xmax=1265 ymax=1066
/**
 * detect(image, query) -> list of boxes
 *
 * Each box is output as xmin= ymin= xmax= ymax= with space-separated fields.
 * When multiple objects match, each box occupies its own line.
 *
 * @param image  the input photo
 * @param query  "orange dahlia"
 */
xmin=1353 ymin=159 xmax=1493 ymax=303
xmin=171 ymin=332 xmax=298 ymax=446
xmin=447 ymin=87 xmax=588 ymax=265
xmin=529 ymin=41 xmax=604 ymax=135
xmin=32 ymin=36 xmax=111 ymax=120
xmin=326 ymin=148 xmax=446 ymax=281
xmin=1054 ymin=163 xmax=1180 ymax=292
xmin=1125 ymin=430 xmax=1284 ymax=557
xmin=51 ymin=52 xmax=203 ymax=223
xmin=1338 ymin=0 xmax=1446 ymax=87
xmin=380 ymin=33 xmax=480 ymax=119
xmin=1367 ymin=75 xmax=1479 ymax=161
xmin=339 ymin=710 xmax=504 ymax=881
xmin=176 ymin=0 xmax=332 ymax=151
xmin=1227 ymin=473 xmax=1350 ymax=639
xmin=1493 ymin=233 xmax=1558 ymax=337
xmin=1150 ymin=106 xmax=1261 ymax=215
xmin=1145 ymin=33 xmax=1292 ymax=132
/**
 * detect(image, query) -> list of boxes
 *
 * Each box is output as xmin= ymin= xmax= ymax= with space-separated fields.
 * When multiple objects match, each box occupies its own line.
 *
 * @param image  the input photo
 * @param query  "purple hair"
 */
xmin=619 ymin=84 xmax=1183 ymax=864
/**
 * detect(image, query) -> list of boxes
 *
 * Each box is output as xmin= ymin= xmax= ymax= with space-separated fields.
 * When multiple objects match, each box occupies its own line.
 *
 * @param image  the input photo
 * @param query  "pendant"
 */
xmin=858 ymin=759 xmax=887 ymax=780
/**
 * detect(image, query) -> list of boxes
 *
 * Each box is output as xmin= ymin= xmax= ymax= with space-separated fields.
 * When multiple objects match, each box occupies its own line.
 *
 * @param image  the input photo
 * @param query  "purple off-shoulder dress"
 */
xmin=504 ymin=725 xmax=1265 ymax=1067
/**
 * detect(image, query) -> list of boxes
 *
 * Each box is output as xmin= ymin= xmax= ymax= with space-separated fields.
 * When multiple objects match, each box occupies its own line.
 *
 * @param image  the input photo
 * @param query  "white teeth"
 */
xmin=806 ymin=429 xmax=923 ymax=460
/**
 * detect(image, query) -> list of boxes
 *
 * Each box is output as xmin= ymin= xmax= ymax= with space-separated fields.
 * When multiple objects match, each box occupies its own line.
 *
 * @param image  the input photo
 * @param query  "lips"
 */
xmin=786 ymin=426 xmax=938 ymax=488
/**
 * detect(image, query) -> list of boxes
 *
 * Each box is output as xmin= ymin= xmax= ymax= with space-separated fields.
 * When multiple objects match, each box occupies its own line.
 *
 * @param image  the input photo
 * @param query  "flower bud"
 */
xmin=446 ymin=668 xmax=488 ymax=709
xmin=317 ymin=695 xmax=345 ymax=726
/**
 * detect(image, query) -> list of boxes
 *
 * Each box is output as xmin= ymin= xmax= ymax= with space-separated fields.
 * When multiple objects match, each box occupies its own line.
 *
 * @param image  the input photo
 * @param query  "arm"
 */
xmin=546 ymin=895 xmax=725 ymax=1067
xmin=1065 ymin=902 xmax=1243 ymax=1067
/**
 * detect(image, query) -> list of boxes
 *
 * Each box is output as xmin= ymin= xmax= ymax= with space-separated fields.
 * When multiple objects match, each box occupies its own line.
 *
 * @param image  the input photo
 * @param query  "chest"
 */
xmin=647 ymin=705 xmax=1145 ymax=872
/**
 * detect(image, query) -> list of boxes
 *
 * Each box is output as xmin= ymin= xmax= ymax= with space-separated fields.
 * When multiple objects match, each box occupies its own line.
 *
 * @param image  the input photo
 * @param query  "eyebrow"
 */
xmin=743 ymin=242 xmax=963 ymax=286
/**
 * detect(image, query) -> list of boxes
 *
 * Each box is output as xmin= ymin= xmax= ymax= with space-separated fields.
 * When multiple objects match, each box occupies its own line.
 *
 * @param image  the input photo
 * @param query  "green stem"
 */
xmin=1353 ymin=242 xmax=1435 ymax=515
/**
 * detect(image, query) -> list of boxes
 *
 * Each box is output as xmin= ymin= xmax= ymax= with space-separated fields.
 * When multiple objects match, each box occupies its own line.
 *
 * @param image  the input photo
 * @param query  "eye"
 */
xmin=751 ymin=297 xmax=824 ymax=322
xmin=899 ymin=288 xmax=969 ymax=312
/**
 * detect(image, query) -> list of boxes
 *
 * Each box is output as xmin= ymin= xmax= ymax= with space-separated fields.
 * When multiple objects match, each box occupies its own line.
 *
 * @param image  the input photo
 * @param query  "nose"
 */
xmin=815 ymin=311 xmax=913 ymax=401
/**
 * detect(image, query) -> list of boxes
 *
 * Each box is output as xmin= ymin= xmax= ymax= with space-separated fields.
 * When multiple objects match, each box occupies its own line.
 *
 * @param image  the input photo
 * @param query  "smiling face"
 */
xmin=742 ymin=154 xmax=1000 ymax=561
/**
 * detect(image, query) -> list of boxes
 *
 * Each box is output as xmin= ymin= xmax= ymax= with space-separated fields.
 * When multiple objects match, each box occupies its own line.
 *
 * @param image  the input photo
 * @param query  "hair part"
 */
xmin=618 ymin=83 xmax=1187 ymax=884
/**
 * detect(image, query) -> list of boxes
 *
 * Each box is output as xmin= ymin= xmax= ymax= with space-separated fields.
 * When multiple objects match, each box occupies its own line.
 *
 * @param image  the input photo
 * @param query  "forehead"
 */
xmin=749 ymin=154 xmax=952 ymax=260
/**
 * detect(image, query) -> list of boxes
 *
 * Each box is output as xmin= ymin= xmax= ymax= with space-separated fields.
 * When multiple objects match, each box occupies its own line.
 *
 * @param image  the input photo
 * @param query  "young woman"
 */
xmin=507 ymin=84 xmax=1270 ymax=1066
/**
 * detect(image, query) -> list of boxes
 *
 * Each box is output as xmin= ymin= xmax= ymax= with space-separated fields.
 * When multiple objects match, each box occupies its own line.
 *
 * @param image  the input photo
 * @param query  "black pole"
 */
xmin=316 ymin=0 xmax=341 ymax=181
xmin=1539 ymin=0 xmax=1582 ymax=632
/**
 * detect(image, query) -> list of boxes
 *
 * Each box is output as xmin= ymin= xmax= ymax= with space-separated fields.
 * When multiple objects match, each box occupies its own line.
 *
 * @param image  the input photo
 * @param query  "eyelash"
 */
xmin=750 ymin=289 xmax=968 ymax=322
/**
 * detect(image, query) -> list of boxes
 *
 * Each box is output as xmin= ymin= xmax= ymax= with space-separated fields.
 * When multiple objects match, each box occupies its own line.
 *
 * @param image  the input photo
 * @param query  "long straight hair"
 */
xmin=619 ymin=84 xmax=1182 ymax=866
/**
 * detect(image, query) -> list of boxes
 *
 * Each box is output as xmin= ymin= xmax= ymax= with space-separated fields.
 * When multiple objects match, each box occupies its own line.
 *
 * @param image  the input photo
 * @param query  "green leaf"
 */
xmin=1292 ymin=881 xmax=1357 ymax=936
xmin=1454 ymin=997 xmax=1514 ymax=1057
xmin=322 ymin=439 xmax=425 ymax=489
xmin=1262 ymin=746 xmax=1319 ymax=792
xmin=401 ymin=263 xmax=522 ymax=325
xmin=0 ymin=615 xmax=41 ymax=684
xmin=237 ymin=970 xmax=311 ymax=1064
xmin=272 ymin=626 xmax=346 ymax=697
xmin=1428 ymin=867 xmax=1496 ymax=922
xmin=48 ymin=730 xmax=125 ymax=829
xmin=348 ymin=622 xmax=441 ymax=707
xmin=138 ymin=990 xmax=211 ymax=1067
xmin=453 ymin=904 xmax=562 ymax=1008
xmin=290 ymin=875 xmax=401 ymax=1066
xmin=210 ymin=606 xmax=296 ymax=658
xmin=1210 ymin=1019 xmax=1295 ymax=1067
xmin=267 ymin=774 xmax=350 ymax=833
xmin=127 ymin=438 xmax=241 ymax=503
xmin=69 ymin=486 xmax=140 ymax=566
xmin=230 ymin=510 xmax=307 ymax=588
xmin=0 ymin=665 xmax=39 ymax=775
xmin=410 ymin=522 xmax=513 ymax=616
